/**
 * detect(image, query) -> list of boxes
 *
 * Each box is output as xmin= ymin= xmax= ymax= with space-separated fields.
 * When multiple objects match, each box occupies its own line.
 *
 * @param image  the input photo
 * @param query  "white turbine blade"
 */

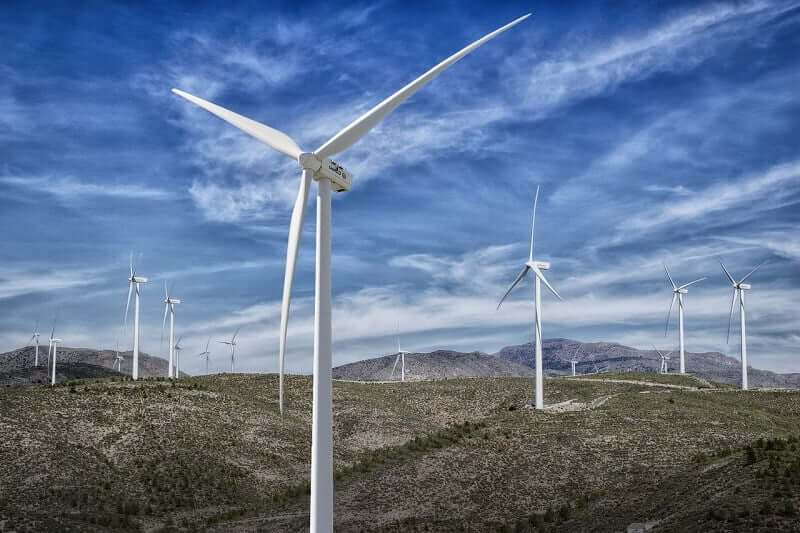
xmin=205 ymin=337 xmax=211 ymax=352
xmin=160 ymin=302 xmax=169 ymax=351
xmin=677 ymin=277 xmax=706 ymax=290
xmin=123 ymin=281 xmax=133 ymax=326
xmin=314 ymin=13 xmax=531 ymax=159
xmin=497 ymin=265 xmax=530 ymax=309
xmin=726 ymin=289 xmax=737 ymax=344
xmin=529 ymin=186 xmax=539 ymax=261
xmin=232 ymin=327 xmax=241 ymax=343
xmin=663 ymin=264 xmax=677 ymax=290
xmin=739 ymin=260 xmax=766 ymax=284
xmin=171 ymin=89 xmax=303 ymax=160
xmin=720 ymin=261 xmax=736 ymax=285
xmin=391 ymin=352 xmax=401 ymax=378
xmin=129 ymin=252 xmax=134 ymax=278
xmin=665 ymin=293 xmax=677 ymax=335
xmin=531 ymin=264 xmax=562 ymax=300
xmin=278 ymin=170 xmax=313 ymax=413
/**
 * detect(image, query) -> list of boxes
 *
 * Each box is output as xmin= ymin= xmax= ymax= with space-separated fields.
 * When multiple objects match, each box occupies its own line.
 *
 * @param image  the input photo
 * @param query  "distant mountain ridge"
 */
xmin=495 ymin=338 xmax=800 ymax=388
xmin=0 ymin=346 xmax=182 ymax=384
xmin=333 ymin=350 xmax=534 ymax=381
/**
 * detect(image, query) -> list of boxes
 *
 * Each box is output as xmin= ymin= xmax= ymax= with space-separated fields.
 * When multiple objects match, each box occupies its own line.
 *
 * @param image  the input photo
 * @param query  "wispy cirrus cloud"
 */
xmin=0 ymin=175 xmax=173 ymax=201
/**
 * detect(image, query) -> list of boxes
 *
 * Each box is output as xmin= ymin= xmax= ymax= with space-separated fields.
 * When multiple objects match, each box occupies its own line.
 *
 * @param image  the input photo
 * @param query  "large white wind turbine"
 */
xmin=721 ymin=261 xmax=764 ymax=391
xmin=198 ymin=337 xmax=211 ymax=375
xmin=663 ymin=265 xmax=705 ymax=374
xmin=172 ymin=14 xmax=529 ymax=531
xmin=123 ymin=255 xmax=148 ymax=380
xmin=218 ymin=328 xmax=240 ymax=373
xmin=161 ymin=282 xmax=181 ymax=378
xmin=497 ymin=186 xmax=562 ymax=410
xmin=30 ymin=320 xmax=40 ymax=367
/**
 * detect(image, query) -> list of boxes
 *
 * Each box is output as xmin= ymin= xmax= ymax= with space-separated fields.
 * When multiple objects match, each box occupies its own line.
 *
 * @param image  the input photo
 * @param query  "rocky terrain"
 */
xmin=0 ymin=362 xmax=123 ymax=387
xmin=0 ymin=346 xmax=184 ymax=384
xmin=0 ymin=372 xmax=799 ymax=531
xmin=332 ymin=349 xmax=535 ymax=381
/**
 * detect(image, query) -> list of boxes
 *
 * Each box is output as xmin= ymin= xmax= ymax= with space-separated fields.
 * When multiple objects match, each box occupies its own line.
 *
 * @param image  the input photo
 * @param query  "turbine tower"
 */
xmin=652 ymin=346 xmax=672 ymax=374
xmin=161 ymin=282 xmax=181 ymax=378
xmin=30 ymin=320 xmax=40 ymax=367
xmin=218 ymin=328 xmax=239 ymax=373
xmin=663 ymin=265 xmax=705 ymax=374
xmin=198 ymin=337 xmax=211 ymax=375
xmin=172 ymin=14 xmax=530 ymax=532
xmin=123 ymin=255 xmax=148 ymax=380
xmin=497 ymin=186 xmax=562 ymax=409
xmin=721 ymin=261 xmax=764 ymax=391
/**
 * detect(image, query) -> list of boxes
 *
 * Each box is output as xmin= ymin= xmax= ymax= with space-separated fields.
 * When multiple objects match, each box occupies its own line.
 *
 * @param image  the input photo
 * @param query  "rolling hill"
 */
xmin=0 ymin=373 xmax=798 ymax=531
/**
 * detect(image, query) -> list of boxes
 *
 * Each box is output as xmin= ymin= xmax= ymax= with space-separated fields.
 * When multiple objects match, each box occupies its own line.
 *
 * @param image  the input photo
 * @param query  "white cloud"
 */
xmin=0 ymin=175 xmax=173 ymax=201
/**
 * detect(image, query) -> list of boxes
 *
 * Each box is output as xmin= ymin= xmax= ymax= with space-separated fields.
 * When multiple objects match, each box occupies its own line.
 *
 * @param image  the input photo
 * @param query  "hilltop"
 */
xmin=1 ymin=372 xmax=799 ymax=531
xmin=332 ymin=349 xmax=534 ymax=381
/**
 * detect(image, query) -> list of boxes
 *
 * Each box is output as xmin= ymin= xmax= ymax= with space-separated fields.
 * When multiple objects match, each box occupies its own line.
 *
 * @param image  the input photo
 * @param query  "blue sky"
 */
xmin=1 ymin=0 xmax=798 ymax=375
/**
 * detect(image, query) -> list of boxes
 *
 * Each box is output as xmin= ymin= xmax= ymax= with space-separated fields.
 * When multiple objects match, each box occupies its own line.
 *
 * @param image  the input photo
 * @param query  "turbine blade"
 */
xmin=665 ymin=293 xmax=677 ymax=336
xmin=314 ymin=14 xmax=531 ymax=159
xmin=720 ymin=261 xmax=736 ymax=285
xmin=171 ymin=89 xmax=303 ymax=160
xmin=129 ymin=252 xmax=133 ymax=278
xmin=497 ymin=266 xmax=530 ymax=309
xmin=663 ymin=264 xmax=677 ymax=290
xmin=726 ymin=288 xmax=737 ymax=344
xmin=391 ymin=352 xmax=401 ymax=378
xmin=677 ymin=277 xmax=706 ymax=290
xmin=232 ymin=327 xmax=241 ymax=343
xmin=160 ymin=302 xmax=168 ymax=351
xmin=205 ymin=337 xmax=211 ymax=352
xmin=279 ymin=170 xmax=313 ymax=415
xmin=739 ymin=260 xmax=766 ymax=284
xmin=123 ymin=281 xmax=133 ymax=327
xmin=531 ymin=264 xmax=562 ymax=300
xmin=529 ymin=185 xmax=539 ymax=261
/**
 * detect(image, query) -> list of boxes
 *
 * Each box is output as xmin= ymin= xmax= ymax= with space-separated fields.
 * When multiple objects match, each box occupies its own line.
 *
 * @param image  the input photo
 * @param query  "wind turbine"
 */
xmin=198 ymin=337 xmax=211 ymax=375
xmin=171 ymin=14 xmax=530 ymax=532
xmin=652 ymin=346 xmax=671 ymax=374
xmin=174 ymin=336 xmax=183 ymax=377
xmin=123 ymin=255 xmax=148 ymax=380
xmin=390 ymin=334 xmax=410 ymax=382
xmin=497 ymin=185 xmax=562 ymax=409
xmin=29 ymin=320 xmax=40 ymax=367
xmin=663 ymin=265 xmax=705 ymax=374
xmin=721 ymin=261 xmax=764 ymax=391
xmin=161 ymin=282 xmax=181 ymax=378
xmin=114 ymin=351 xmax=124 ymax=372
xmin=218 ymin=328 xmax=240 ymax=373
xmin=48 ymin=324 xmax=62 ymax=386
xmin=566 ymin=344 xmax=582 ymax=377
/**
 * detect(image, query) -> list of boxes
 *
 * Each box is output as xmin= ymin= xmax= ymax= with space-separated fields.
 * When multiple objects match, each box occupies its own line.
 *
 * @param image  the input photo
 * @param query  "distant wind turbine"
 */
xmin=663 ymin=265 xmax=705 ymax=374
xmin=498 ymin=186 xmax=562 ymax=409
xmin=48 ymin=323 xmax=62 ymax=386
xmin=114 ymin=351 xmax=124 ymax=372
xmin=198 ymin=337 xmax=211 ymax=375
xmin=171 ymin=14 xmax=531 ymax=532
xmin=123 ymin=254 xmax=148 ymax=380
xmin=567 ymin=344 xmax=582 ymax=377
xmin=721 ymin=261 xmax=765 ymax=390
xmin=174 ymin=336 xmax=183 ymax=377
xmin=218 ymin=328 xmax=240 ymax=373
xmin=30 ymin=320 xmax=41 ymax=367
xmin=161 ymin=281 xmax=181 ymax=378
xmin=652 ymin=346 xmax=672 ymax=374
xmin=390 ymin=332 xmax=410 ymax=382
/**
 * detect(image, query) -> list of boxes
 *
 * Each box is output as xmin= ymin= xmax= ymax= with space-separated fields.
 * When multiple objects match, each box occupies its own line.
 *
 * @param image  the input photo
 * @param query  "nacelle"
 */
xmin=677 ymin=288 xmax=688 ymax=294
xmin=317 ymin=159 xmax=353 ymax=192
xmin=528 ymin=260 xmax=551 ymax=270
xmin=738 ymin=283 xmax=751 ymax=290
xmin=131 ymin=276 xmax=148 ymax=283
xmin=167 ymin=298 xmax=181 ymax=304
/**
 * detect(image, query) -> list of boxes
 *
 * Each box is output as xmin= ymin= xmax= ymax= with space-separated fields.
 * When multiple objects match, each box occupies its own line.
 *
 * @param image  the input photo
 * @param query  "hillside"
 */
xmin=496 ymin=338 xmax=800 ymax=388
xmin=332 ymin=349 xmax=535 ymax=381
xmin=1 ymin=373 xmax=799 ymax=531
xmin=0 ymin=362 xmax=123 ymax=387
xmin=0 ymin=346 xmax=183 ymax=383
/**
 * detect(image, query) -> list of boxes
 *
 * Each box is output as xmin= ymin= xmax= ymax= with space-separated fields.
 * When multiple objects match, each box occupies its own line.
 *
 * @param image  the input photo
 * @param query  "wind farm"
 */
xmin=1 ymin=2 xmax=799 ymax=532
